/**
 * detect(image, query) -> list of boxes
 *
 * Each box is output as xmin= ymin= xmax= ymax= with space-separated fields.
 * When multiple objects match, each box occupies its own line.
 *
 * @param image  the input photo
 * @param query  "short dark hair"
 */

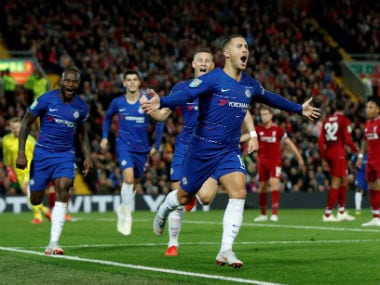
xmin=62 ymin=66 xmax=81 ymax=79
xmin=368 ymin=96 xmax=380 ymax=108
xmin=335 ymin=97 xmax=346 ymax=111
xmin=222 ymin=34 xmax=245 ymax=49
xmin=123 ymin=70 xmax=139 ymax=79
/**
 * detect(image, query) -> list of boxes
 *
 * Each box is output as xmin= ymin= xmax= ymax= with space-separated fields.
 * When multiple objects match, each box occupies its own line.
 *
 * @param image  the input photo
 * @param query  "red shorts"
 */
xmin=257 ymin=159 xmax=282 ymax=181
xmin=366 ymin=160 xmax=380 ymax=183
xmin=325 ymin=157 xmax=347 ymax=177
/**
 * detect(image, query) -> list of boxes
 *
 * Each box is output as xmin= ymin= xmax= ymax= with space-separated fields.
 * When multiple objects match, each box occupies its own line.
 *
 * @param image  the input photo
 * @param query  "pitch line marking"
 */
xmin=0 ymin=246 xmax=285 ymax=285
xmin=81 ymin=218 xmax=380 ymax=233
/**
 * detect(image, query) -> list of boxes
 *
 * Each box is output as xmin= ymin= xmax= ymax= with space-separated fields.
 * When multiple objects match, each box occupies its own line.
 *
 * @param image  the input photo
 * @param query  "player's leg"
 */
xmin=197 ymin=177 xmax=218 ymax=205
xmin=269 ymin=177 xmax=280 ymax=222
xmin=323 ymin=175 xmax=340 ymax=221
xmin=45 ymin=155 xmax=76 ymax=255
xmin=116 ymin=167 xmax=135 ymax=235
xmin=362 ymin=168 xmax=380 ymax=226
xmin=216 ymin=171 xmax=246 ymax=268
xmin=154 ymin=186 xmax=194 ymax=236
xmin=337 ymin=188 xmax=355 ymax=221
xmin=45 ymin=177 xmax=73 ymax=255
xmin=336 ymin=161 xmax=355 ymax=221
xmin=254 ymin=181 xmax=268 ymax=221
xmin=323 ymin=158 xmax=340 ymax=221
xmin=165 ymin=145 xmax=186 ymax=256
xmin=166 ymin=181 xmax=183 ymax=256
xmin=254 ymin=160 xmax=269 ymax=222
xmin=355 ymin=189 xmax=363 ymax=215
xmin=156 ymin=153 xmax=214 ymax=236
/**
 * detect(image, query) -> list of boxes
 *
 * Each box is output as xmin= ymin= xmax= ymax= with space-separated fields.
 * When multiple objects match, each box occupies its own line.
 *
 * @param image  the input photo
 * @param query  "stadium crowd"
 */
xmin=0 ymin=0 xmax=375 ymax=196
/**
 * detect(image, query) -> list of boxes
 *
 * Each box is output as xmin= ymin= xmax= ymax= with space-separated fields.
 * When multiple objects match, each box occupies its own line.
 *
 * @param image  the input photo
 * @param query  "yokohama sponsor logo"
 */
xmin=228 ymin=102 xmax=249 ymax=108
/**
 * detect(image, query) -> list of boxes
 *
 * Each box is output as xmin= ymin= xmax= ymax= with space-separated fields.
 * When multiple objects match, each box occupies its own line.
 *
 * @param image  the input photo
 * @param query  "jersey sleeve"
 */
xmin=161 ymin=77 xmax=211 ymax=108
xmin=343 ymin=118 xmax=358 ymax=153
xmin=258 ymin=89 xmax=303 ymax=115
xmin=153 ymin=122 xmax=164 ymax=150
xmin=102 ymin=99 xmax=117 ymax=139
xmin=28 ymin=93 xmax=48 ymax=117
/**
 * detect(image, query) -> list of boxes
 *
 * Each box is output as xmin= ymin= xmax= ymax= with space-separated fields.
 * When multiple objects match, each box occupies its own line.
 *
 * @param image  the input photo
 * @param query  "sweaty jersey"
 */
xmin=256 ymin=123 xmax=286 ymax=161
xmin=161 ymin=68 xmax=302 ymax=158
xmin=364 ymin=116 xmax=380 ymax=162
xmin=170 ymin=81 xmax=199 ymax=145
xmin=29 ymin=89 xmax=88 ymax=152
xmin=319 ymin=112 xmax=358 ymax=159
xmin=102 ymin=93 xmax=164 ymax=153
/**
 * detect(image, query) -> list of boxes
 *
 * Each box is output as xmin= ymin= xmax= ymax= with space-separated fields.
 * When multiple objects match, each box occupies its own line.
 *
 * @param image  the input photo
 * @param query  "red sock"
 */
xmin=369 ymin=189 xmax=380 ymax=218
xmin=325 ymin=187 xmax=338 ymax=216
xmin=338 ymin=186 xmax=347 ymax=214
xmin=259 ymin=192 xmax=267 ymax=215
xmin=48 ymin=192 xmax=55 ymax=209
xmin=271 ymin=190 xmax=280 ymax=215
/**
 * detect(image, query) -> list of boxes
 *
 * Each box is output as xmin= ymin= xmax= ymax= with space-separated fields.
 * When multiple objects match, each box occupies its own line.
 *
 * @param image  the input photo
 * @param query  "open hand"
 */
xmin=302 ymin=98 xmax=320 ymax=120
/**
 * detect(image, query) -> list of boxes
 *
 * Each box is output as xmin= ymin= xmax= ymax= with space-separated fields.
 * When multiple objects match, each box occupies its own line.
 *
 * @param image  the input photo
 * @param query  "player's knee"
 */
xmin=198 ymin=195 xmax=212 ymax=205
xmin=29 ymin=196 xmax=42 ymax=205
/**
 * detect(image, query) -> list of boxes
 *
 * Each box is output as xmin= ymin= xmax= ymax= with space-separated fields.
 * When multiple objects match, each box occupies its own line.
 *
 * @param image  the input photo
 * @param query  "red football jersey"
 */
xmin=256 ymin=123 xmax=286 ymax=160
xmin=364 ymin=117 xmax=380 ymax=162
xmin=319 ymin=113 xmax=358 ymax=159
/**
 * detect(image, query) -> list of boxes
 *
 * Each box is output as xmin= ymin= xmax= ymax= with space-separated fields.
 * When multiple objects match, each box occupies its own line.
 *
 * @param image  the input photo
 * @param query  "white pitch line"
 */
xmin=14 ymin=238 xmax=380 ymax=251
xmin=77 ymin=217 xmax=380 ymax=233
xmin=0 ymin=246 xmax=286 ymax=285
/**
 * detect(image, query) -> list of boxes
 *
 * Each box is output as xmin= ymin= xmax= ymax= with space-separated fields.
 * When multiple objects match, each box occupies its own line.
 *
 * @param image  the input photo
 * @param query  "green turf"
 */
xmin=0 ymin=209 xmax=379 ymax=285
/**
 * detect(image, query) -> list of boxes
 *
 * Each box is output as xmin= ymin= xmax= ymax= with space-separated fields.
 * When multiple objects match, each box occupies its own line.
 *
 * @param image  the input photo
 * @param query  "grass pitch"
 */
xmin=0 ymin=209 xmax=379 ymax=285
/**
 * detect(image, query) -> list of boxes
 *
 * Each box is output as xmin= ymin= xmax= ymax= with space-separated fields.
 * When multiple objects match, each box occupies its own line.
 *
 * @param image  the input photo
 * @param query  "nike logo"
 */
xmin=49 ymin=108 xmax=58 ymax=112
xmin=221 ymin=88 xmax=230 ymax=92
xmin=119 ymin=108 xmax=126 ymax=112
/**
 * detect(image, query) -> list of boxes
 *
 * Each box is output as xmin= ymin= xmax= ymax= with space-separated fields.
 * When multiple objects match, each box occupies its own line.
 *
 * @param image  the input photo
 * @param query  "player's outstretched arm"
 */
xmin=16 ymin=111 xmax=37 ymax=170
xmin=302 ymin=98 xmax=320 ymax=120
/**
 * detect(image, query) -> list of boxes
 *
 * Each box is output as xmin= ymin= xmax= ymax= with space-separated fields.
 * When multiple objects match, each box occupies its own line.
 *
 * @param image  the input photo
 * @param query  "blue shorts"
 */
xmin=116 ymin=144 xmax=148 ymax=179
xmin=355 ymin=177 xmax=368 ymax=192
xmin=170 ymin=142 xmax=187 ymax=181
xmin=29 ymin=147 xmax=76 ymax=191
xmin=180 ymin=149 xmax=246 ymax=194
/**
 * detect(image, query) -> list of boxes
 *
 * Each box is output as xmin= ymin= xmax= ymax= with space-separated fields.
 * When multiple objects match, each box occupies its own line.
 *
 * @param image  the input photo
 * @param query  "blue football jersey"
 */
xmin=102 ymin=94 xmax=163 ymax=153
xmin=170 ymin=80 xmax=199 ymax=145
xmin=161 ymin=68 xmax=302 ymax=157
xmin=29 ymin=89 xmax=89 ymax=152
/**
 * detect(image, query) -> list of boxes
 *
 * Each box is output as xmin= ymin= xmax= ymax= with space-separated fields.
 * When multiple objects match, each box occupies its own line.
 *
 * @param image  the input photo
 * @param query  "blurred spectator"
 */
xmin=24 ymin=69 xmax=49 ymax=105
xmin=3 ymin=69 xmax=16 ymax=108
xmin=0 ymin=0 xmax=372 ymax=195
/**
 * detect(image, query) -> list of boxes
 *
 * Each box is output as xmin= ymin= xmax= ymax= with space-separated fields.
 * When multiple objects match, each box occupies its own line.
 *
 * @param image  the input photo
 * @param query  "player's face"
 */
xmin=61 ymin=71 xmax=80 ymax=101
xmin=192 ymin=52 xmax=215 ymax=77
xmin=123 ymin=74 xmax=140 ymax=93
xmin=260 ymin=110 xmax=272 ymax=124
xmin=366 ymin=101 xmax=380 ymax=120
xmin=224 ymin=37 xmax=249 ymax=71
xmin=10 ymin=122 xmax=21 ymax=137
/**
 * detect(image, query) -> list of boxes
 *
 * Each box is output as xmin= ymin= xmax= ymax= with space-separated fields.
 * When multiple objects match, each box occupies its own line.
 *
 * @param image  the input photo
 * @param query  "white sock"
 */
xmin=50 ymin=201 xmax=67 ymax=245
xmin=121 ymin=183 xmax=134 ymax=208
xmin=158 ymin=189 xmax=180 ymax=219
xmin=168 ymin=206 xmax=184 ymax=247
xmin=355 ymin=192 xmax=362 ymax=211
xmin=220 ymin=199 xmax=245 ymax=253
